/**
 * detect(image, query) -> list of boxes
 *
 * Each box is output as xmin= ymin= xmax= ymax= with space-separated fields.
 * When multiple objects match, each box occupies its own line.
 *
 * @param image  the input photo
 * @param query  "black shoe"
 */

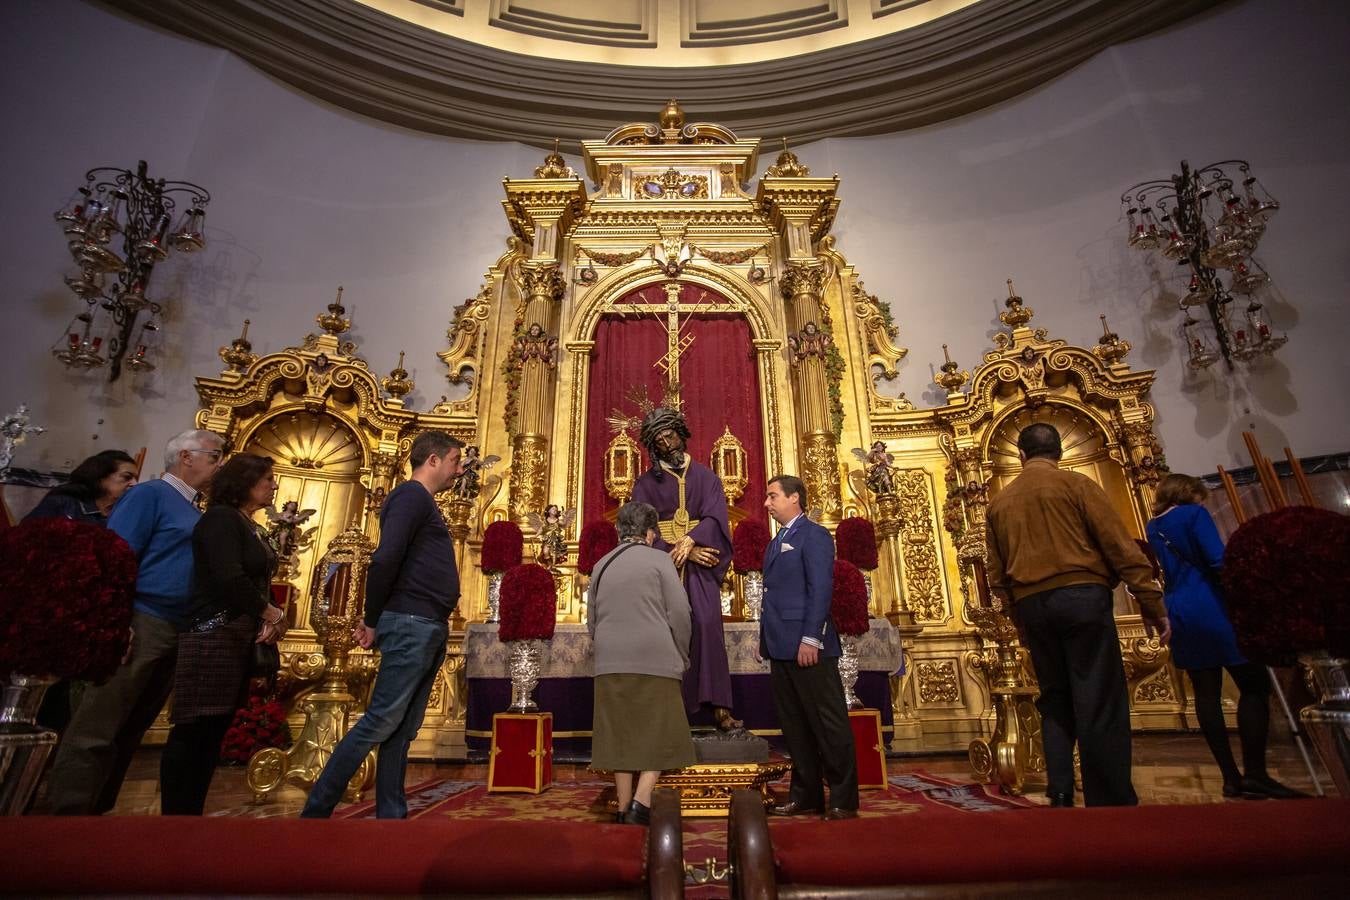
xmin=621 ymin=799 xmax=651 ymax=825
xmin=768 ymin=800 xmax=823 ymax=817
xmin=1244 ymin=774 xmax=1310 ymax=800
xmin=1222 ymin=778 xmax=1267 ymax=800
xmin=823 ymin=808 xmax=858 ymax=820
xmin=1047 ymin=792 xmax=1074 ymax=808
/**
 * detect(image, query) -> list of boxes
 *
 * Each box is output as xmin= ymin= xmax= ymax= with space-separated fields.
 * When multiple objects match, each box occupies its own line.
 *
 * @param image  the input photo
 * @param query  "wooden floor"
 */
xmin=96 ymin=731 xmax=1329 ymax=818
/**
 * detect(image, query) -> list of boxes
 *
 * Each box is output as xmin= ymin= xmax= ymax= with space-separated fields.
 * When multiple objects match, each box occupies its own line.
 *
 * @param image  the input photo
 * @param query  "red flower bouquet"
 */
xmin=732 ymin=520 xmax=771 ymax=573
xmin=499 ymin=563 xmax=557 ymax=641
xmin=831 ymin=559 xmax=870 ymax=636
xmin=577 ymin=520 xmax=618 ymax=575
xmin=481 ymin=520 xmax=524 ymax=574
xmin=0 ymin=517 xmax=137 ymax=681
xmin=835 ymin=516 xmax=879 ymax=571
xmin=220 ymin=691 xmax=292 ymax=764
xmin=1222 ymin=506 xmax=1350 ymax=665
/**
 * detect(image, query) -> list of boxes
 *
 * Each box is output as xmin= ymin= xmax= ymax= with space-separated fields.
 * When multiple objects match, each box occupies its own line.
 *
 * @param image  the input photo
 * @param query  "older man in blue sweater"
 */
xmin=45 ymin=429 xmax=224 ymax=815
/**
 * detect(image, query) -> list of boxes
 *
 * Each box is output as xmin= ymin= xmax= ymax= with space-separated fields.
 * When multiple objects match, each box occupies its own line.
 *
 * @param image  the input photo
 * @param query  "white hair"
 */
xmin=163 ymin=429 xmax=224 ymax=470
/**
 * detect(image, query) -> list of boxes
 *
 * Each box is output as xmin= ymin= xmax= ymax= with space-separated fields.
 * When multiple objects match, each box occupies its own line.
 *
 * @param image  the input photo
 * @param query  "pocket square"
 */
xmin=780 ymin=542 xmax=796 ymax=551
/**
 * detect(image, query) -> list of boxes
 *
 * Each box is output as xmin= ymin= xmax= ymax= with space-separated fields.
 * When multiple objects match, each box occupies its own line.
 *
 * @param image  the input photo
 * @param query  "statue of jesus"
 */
xmin=631 ymin=406 xmax=741 ymax=731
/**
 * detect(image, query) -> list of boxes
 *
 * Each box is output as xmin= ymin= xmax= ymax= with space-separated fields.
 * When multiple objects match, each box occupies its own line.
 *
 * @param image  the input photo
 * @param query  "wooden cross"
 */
xmin=606 ymin=280 xmax=728 ymax=407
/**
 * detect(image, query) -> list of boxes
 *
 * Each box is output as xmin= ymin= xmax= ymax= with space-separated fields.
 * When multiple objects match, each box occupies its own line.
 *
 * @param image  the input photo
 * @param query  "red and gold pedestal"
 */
xmin=849 ymin=708 xmax=888 ymax=790
xmin=488 ymin=712 xmax=553 ymax=793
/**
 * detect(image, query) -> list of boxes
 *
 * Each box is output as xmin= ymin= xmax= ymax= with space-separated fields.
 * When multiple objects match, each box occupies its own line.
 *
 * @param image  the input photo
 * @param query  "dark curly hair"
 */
xmin=208 ymin=453 xmax=274 ymax=509
xmin=50 ymin=450 xmax=137 ymax=502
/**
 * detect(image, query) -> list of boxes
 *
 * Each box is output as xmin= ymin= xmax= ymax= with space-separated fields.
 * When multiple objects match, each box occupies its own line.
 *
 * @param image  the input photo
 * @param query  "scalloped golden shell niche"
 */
xmin=239 ymin=412 xmax=368 ymax=638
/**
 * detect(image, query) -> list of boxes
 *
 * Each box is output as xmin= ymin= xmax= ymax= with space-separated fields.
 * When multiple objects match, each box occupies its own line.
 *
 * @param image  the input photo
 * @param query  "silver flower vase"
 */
xmin=1298 ymin=650 xmax=1350 ymax=798
xmin=742 ymin=571 xmax=764 ymax=622
xmin=838 ymin=635 xmax=863 ymax=710
xmin=0 ymin=673 xmax=59 ymax=815
xmin=486 ymin=571 xmax=503 ymax=624
xmin=507 ymin=639 xmax=546 ymax=713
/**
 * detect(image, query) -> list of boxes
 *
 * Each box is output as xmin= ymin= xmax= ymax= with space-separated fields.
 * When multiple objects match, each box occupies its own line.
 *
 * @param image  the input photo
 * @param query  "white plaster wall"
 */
xmin=797 ymin=0 xmax=1350 ymax=472
xmin=0 ymin=0 xmax=545 ymax=473
xmin=1 ymin=0 xmax=1346 ymax=477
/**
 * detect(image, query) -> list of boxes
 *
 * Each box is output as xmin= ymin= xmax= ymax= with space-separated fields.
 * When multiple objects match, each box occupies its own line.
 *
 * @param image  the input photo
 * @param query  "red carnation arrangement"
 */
xmin=835 ymin=516 xmax=879 ymax=571
xmin=577 ymin=520 xmax=618 ymax=575
xmin=732 ymin=519 xmax=771 ymax=573
xmin=1222 ymin=506 xmax=1350 ymax=665
xmin=220 ymin=690 xmax=292 ymax=764
xmin=481 ymin=520 xmax=524 ymax=574
xmin=0 ymin=518 xmax=137 ymax=681
xmin=498 ymin=563 xmax=557 ymax=642
xmin=831 ymin=559 xmax=870 ymax=636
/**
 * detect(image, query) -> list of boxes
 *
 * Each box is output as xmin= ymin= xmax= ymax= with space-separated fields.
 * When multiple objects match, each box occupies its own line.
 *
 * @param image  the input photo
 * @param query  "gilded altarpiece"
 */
xmin=195 ymin=104 xmax=1183 ymax=759
xmin=195 ymin=301 xmax=476 ymax=759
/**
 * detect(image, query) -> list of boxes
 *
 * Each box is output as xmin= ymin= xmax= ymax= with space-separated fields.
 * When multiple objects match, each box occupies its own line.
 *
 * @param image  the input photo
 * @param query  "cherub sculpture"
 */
xmin=526 ymin=503 xmax=576 ymax=571
xmin=786 ymin=321 xmax=833 ymax=366
xmin=450 ymin=445 xmax=501 ymax=500
xmin=514 ymin=323 xmax=558 ymax=369
xmin=851 ymin=440 xmax=897 ymax=496
xmin=264 ymin=499 xmax=318 ymax=562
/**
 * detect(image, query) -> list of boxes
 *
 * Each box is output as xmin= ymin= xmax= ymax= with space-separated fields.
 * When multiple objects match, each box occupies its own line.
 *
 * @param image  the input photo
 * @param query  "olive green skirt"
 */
xmin=591 ymin=673 xmax=696 ymax=772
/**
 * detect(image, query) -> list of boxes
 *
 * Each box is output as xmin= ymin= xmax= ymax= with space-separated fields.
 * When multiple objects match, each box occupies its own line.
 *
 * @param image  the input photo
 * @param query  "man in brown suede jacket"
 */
xmin=986 ymin=423 xmax=1170 ymax=808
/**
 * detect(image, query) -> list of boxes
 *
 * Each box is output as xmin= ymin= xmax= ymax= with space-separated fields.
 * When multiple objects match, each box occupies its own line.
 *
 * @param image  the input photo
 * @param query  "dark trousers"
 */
xmin=44 ymin=611 xmax=179 ymax=815
xmin=1019 ymin=584 xmax=1137 ymax=807
xmin=160 ymin=714 xmax=232 ymax=815
xmin=769 ymin=655 xmax=859 ymax=811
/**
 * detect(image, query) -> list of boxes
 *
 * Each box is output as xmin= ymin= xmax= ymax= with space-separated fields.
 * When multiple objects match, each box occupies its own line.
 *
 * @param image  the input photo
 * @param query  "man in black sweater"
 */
xmin=301 ymin=431 xmax=463 ymax=818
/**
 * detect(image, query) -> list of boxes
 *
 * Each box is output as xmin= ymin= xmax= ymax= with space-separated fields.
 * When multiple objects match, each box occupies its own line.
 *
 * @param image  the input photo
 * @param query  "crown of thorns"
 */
xmin=638 ymin=406 xmax=690 ymax=449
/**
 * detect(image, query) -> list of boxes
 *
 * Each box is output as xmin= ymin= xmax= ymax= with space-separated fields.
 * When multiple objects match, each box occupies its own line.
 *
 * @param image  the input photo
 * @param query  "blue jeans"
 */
xmin=300 ymin=611 xmax=447 ymax=818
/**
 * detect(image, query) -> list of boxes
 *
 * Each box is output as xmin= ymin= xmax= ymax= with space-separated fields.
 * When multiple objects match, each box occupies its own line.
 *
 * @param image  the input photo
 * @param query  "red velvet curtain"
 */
xmin=584 ymin=283 xmax=767 ymax=529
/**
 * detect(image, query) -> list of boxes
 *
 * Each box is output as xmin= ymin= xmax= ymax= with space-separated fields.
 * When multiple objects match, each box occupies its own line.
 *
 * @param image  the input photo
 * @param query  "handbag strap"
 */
xmin=1154 ymin=525 xmax=1220 ymax=587
xmin=589 ymin=542 xmax=642 ymax=599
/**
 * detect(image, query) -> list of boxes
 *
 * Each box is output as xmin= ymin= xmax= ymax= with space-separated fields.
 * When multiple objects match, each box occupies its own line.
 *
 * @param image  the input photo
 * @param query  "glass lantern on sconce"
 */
xmin=50 ymin=161 xmax=210 ymax=381
xmin=1120 ymin=159 xmax=1287 ymax=374
xmin=1180 ymin=313 xmax=1221 ymax=371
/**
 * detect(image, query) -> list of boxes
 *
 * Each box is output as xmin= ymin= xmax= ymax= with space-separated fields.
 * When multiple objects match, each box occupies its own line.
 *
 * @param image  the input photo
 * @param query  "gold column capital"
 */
xmin=779 ymin=263 xmax=827 ymax=302
xmin=517 ymin=262 xmax=566 ymax=303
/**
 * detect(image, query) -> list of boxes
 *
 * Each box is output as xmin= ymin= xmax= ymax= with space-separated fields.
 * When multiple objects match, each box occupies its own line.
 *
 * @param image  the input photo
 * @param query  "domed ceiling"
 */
xmin=107 ymin=0 xmax=1221 ymax=150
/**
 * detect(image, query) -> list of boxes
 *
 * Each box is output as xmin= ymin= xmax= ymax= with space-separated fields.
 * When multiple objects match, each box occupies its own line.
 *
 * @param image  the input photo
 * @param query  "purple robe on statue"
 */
xmin=632 ymin=461 xmax=734 ymax=716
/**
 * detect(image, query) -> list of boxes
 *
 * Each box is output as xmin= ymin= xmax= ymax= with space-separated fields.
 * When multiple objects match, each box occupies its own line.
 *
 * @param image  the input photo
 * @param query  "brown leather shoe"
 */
xmin=768 ymin=800 xmax=822 ymax=817
xmin=824 ymin=808 xmax=858 ymax=820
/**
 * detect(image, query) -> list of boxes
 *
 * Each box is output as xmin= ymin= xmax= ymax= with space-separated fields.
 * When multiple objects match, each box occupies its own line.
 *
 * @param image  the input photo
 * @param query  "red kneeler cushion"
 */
xmin=848 ymin=709 xmax=886 ymax=789
xmin=5 ymin=817 xmax=646 ymax=895
xmin=489 ymin=712 xmax=553 ymax=793
xmin=771 ymin=799 xmax=1350 ymax=886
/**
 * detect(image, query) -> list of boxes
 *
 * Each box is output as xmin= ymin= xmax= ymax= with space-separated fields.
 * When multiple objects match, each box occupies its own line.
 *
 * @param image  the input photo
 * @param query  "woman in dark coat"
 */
xmin=160 ymin=453 xmax=286 ymax=815
xmin=1146 ymin=474 xmax=1302 ymax=800
xmin=24 ymin=449 xmax=138 ymax=734
xmin=24 ymin=449 xmax=138 ymax=525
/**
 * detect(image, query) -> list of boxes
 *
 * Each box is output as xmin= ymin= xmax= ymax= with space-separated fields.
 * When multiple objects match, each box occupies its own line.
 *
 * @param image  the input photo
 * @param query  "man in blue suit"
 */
xmin=760 ymin=474 xmax=858 ymax=819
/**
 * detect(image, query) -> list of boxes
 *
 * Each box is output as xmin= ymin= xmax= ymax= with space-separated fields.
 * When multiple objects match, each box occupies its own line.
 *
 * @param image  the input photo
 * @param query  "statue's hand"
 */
xmin=688 ymin=546 xmax=720 ymax=568
xmin=669 ymin=535 xmax=695 ymax=567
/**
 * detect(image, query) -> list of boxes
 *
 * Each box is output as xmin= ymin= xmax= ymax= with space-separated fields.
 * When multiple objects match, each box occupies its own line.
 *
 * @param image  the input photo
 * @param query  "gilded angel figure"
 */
xmin=526 ymin=503 xmax=576 ymax=571
xmin=851 ymin=440 xmax=897 ymax=496
xmin=264 ymin=499 xmax=318 ymax=560
xmin=450 ymin=445 xmax=501 ymax=500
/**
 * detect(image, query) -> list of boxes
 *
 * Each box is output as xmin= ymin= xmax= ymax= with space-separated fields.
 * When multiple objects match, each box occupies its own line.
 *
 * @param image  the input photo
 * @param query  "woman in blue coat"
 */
xmin=1146 ymin=474 xmax=1302 ymax=799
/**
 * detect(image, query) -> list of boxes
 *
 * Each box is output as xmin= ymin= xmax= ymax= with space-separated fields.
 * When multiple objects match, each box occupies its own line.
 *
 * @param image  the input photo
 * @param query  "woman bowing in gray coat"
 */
xmin=588 ymin=501 xmax=696 ymax=825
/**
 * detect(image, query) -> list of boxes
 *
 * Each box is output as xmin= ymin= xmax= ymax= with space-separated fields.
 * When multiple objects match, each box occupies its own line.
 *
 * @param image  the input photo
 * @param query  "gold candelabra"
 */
xmin=246 ymin=524 xmax=379 ymax=802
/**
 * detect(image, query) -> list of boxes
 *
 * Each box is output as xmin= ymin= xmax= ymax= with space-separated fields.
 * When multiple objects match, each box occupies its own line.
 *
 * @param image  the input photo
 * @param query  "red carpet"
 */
xmin=332 ymin=770 xmax=1036 ymax=897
